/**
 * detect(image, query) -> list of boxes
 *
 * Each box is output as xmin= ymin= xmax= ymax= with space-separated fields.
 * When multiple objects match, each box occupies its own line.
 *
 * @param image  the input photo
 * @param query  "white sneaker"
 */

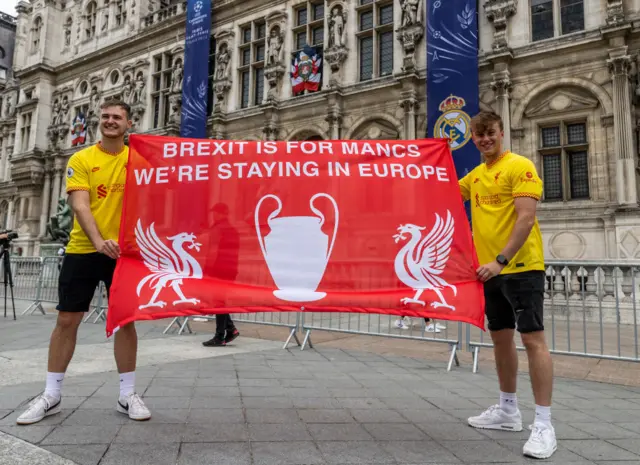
xmin=16 ymin=394 xmax=61 ymax=425
xmin=467 ymin=404 xmax=523 ymax=431
xmin=116 ymin=393 xmax=151 ymax=421
xmin=425 ymin=323 xmax=442 ymax=333
xmin=523 ymin=423 xmax=557 ymax=459
xmin=394 ymin=319 xmax=409 ymax=330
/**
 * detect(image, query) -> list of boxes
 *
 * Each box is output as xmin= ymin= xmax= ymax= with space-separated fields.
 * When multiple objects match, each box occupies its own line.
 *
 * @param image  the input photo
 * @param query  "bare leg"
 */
xmin=48 ymin=311 xmax=84 ymax=373
xmin=521 ymin=331 xmax=553 ymax=406
xmin=490 ymin=329 xmax=518 ymax=393
xmin=114 ymin=322 xmax=137 ymax=373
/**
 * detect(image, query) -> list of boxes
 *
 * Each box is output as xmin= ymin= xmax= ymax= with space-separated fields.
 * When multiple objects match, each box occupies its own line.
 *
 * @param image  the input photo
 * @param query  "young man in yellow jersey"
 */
xmin=17 ymin=100 xmax=151 ymax=425
xmin=459 ymin=111 xmax=555 ymax=459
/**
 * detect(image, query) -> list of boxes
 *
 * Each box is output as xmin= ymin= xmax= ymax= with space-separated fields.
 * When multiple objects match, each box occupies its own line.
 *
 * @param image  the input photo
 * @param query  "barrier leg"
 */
xmin=283 ymin=327 xmax=301 ymax=349
xmin=178 ymin=317 xmax=193 ymax=334
xmin=163 ymin=317 xmax=183 ymax=334
xmin=472 ymin=346 xmax=480 ymax=373
xmin=300 ymin=329 xmax=313 ymax=351
xmin=23 ymin=301 xmax=45 ymax=316
xmin=92 ymin=307 xmax=107 ymax=323
xmin=446 ymin=342 xmax=459 ymax=372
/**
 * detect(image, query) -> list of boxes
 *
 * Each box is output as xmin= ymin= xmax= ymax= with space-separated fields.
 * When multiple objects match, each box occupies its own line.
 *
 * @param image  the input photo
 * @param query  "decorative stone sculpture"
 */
xmin=396 ymin=0 xmax=424 ymax=72
xmin=168 ymin=94 xmax=181 ymax=125
xmin=215 ymin=43 xmax=230 ymax=80
xmin=64 ymin=27 xmax=71 ymax=46
xmin=170 ymin=60 xmax=183 ymax=94
xmin=132 ymin=72 xmax=146 ymax=104
xmin=484 ymin=0 xmax=517 ymax=52
xmin=46 ymin=198 xmax=73 ymax=245
xmin=267 ymin=26 xmax=284 ymax=67
xmin=89 ymin=87 xmax=101 ymax=116
xmin=122 ymin=75 xmax=134 ymax=104
xmin=606 ymin=0 xmax=625 ymax=26
xmin=4 ymin=94 xmax=15 ymax=119
xmin=51 ymin=99 xmax=62 ymax=125
xmin=325 ymin=4 xmax=348 ymax=73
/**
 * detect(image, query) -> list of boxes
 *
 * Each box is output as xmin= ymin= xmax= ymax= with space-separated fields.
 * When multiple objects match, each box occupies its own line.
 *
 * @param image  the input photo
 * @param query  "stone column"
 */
xmin=18 ymin=196 xmax=26 ymax=221
xmin=399 ymin=97 xmax=418 ymax=140
xmin=50 ymin=160 xmax=63 ymax=217
xmin=607 ymin=49 xmax=637 ymax=205
xmin=491 ymin=71 xmax=512 ymax=150
xmin=39 ymin=166 xmax=52 ymax=237
xmin=6 ymin=197 xmax=14 ymax=229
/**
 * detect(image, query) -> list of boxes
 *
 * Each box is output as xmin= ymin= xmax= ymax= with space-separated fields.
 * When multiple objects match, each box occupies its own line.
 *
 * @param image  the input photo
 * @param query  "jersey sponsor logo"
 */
xmin=494 ymin=171 xmax=501 ymax=184
xmin=97 ymin=184 xmax=108 ymax=199
xmin=475 ymin=193 xmax=501 ymax=207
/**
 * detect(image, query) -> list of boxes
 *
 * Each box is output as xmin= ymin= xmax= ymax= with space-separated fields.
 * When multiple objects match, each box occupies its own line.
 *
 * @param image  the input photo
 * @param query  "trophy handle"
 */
xmin=255 ymin=194 xmax=282 ymax=259
xmin=309 ymin=193 xmax=339 ymax=262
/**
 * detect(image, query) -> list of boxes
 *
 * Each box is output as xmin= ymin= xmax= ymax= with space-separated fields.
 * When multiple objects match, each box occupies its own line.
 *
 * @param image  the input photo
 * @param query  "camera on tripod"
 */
xmin=0 ymin=229 xmax=18 ymax=245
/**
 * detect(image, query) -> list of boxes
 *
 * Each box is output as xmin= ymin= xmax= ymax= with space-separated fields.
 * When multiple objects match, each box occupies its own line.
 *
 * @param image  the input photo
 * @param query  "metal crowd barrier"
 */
xmin=468 ymin=260 xmax=640 ymax=372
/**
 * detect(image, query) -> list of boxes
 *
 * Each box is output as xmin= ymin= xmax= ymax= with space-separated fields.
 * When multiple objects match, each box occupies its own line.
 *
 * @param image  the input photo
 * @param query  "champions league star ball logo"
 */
xmin=433 ymin=95 xmax=472 ymax=151
xmin=193 ymin=1 xmax=203 ymax=13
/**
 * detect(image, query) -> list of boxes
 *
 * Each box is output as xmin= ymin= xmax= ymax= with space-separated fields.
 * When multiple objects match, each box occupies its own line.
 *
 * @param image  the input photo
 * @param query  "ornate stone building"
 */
xmin=0 ymin=0 xmax=639 ymax=260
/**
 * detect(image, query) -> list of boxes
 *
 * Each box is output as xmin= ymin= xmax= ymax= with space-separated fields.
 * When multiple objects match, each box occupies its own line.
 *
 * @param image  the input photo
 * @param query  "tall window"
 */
xmin=31 ymin=17 xmax=42 ymax=53
xmin=531 ymin=0 xmax=584 ymax=42
xmin=207 ymin=36 xmax=216 ymax=116
xmin=85 ymin=1 xmax=97 ymax=39
xmin=151 ymin=53 xmax=174 ymax=128
xmin=115 ymin=0 xmax=127 ymax=26
xmin=238 ymin=21 xmax=265 ymax=109
xmin=357 ymin=0 xmax=394 ymax=81
xmin=293 ymin=1 xmax=324 ymax=53
xmin=20 ymin=113 xmax=32 ymax=152
xmin=539 ymin=121 xmax=590 ymax=201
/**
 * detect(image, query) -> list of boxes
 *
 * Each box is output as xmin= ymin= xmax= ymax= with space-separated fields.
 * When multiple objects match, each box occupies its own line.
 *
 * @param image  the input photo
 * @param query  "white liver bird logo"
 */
xmin=135 ymin=219 xmax=203 ymax=310
xmin=393 ymin=210 xmax=457 ymax=311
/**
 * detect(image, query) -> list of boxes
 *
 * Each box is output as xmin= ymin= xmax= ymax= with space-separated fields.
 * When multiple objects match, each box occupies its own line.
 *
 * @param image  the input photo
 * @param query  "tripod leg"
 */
xmin=4 ymin=251 xmax=15 ymax=320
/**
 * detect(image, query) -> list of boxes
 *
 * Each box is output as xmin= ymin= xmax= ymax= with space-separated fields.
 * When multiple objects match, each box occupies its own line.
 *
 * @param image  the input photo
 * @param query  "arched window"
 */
xmin=31 ymin=17 xmax=43 ymax=53
xmin=85 ymin=1 xmax=97 ymax=39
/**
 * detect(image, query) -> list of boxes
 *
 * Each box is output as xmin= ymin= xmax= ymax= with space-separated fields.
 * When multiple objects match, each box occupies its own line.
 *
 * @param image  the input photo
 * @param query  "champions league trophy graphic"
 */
xmin=255 ymin=193 xmax=339 ymax=302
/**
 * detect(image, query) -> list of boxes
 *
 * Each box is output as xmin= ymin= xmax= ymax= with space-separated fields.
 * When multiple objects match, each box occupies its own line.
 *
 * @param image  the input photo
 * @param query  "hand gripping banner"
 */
xmin=106 ymin=135 xmax=485 ymax=336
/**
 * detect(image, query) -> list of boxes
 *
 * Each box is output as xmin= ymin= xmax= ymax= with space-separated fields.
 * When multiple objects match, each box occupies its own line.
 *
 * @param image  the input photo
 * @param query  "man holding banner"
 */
xmin=459 ymin=111 xmax=556 ymax=459
xmin=17 ymin=100 xmax=151 ymax=426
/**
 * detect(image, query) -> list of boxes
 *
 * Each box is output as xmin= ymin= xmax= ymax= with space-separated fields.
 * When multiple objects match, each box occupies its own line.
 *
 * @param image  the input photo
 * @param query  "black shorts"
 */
xmin=56 ymin=253 xmax=116 ymax=313
xmin=483 ymin=270 xmax=545 ymax=333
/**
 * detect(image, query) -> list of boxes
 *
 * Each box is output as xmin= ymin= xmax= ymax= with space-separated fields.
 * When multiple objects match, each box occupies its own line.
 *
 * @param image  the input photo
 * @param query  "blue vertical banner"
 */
xmin=181 ymin=0 xmax=212 ymax=138
xmin=426 ymin=1 xmax=480 ymax=219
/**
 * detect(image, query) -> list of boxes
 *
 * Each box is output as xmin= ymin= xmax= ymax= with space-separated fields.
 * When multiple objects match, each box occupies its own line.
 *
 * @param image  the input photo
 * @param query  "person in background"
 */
xmin=203 ymin=203 xmax=241 ymax=347
xmin=394 ymin=316 xmax=446 ymax=333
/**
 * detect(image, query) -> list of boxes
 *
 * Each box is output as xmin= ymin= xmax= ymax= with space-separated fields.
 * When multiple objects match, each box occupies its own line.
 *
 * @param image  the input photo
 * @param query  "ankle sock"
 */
xmin=534 ymin=404 xmax=552 ymax=428
xmin=119 ymin=372 xmax=135 ymax=399
xmin=44 ymin=372 xmax=64 ymax=400
xmin=499 ymin=391 xmax=518 ymax=414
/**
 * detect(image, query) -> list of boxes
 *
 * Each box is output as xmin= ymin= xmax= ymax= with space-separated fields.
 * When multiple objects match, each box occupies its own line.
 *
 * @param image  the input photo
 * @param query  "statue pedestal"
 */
xmin=40 ymin=243 xmax=65 ymax=257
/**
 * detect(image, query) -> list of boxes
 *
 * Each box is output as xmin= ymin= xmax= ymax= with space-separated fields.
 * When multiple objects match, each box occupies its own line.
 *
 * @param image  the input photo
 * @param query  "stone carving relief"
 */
xmin=396 ymin=0 xmax=424 ymax=71
xmin=524 ymin=88 xmax=599 ymax=119
xmin=325 ymin=4 xmax=348 ymax=74
xmin=3 ymin=92 xmax=16 ymax=119
xmin=619 ymin=228 xmax=640 ymax=258
xmin=170 ymin=59 xmax=183 ymax=94
xmin=47 ymin=94 xmax=71 ymax=149
xmin=213 ymin=30 xmax=234 ymax=113
xmin=264 ymin=11 xmax=287 ymax=102
xmin=351 ymin=120 xmax=400 ymax=140
xmin=606 ymin=0 xmax=625 ymax=27
xmin=549 ymin=231 xmax=586 ymax=260
xmin=484 ymin=0 xmax=517 ymax=52
xmin=128 ymin=70 xmax=148 ymax=132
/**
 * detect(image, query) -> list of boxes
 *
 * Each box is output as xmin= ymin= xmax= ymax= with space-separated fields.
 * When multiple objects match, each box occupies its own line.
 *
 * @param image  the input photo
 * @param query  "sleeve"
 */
xmin=65 ymin=153 xmax=90 ymax=193
xmin=459 ymin=172 xmax=471 ymax=201
xmin=511 ymin=157 xmax=543 ymax=200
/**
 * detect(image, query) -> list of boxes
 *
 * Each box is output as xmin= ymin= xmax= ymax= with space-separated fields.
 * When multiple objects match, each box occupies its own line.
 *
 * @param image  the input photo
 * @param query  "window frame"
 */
xmin=151 ymin=52 xmax=174 ymax=129
xmin=530 ymin=0 xmax=584 ymax=43
xmin=356 ymin=0 xmax=394 ymax=82
xmin=237 ymin=20 xmax=266 ymax=109
xmin=292 ymin=0 xmax=325 ymax=54
xmin=537 ymin=117 xmax=591 ymax=202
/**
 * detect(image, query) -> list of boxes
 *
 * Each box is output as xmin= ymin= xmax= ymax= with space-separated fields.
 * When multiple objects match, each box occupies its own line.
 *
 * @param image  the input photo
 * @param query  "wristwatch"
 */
xmin=496 ymin=254 xmax=509 ymax=266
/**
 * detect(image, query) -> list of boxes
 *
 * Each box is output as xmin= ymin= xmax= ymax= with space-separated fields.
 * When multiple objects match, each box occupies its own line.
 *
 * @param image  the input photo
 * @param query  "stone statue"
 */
xmin=4 ymin=94 xmax=14 ymax=118
xmin=122 ymin=76 xmax=134 ymax=104
xmin=328 ymin=6 xmax=346 ymax=48
xmin=215 ymin=43 xmax=230 ymax=80
xmin=61 ymin=96 xmax=69 ymax=122
xmin=101 ymin=14 xmax=108 ymax=31
xmin=132 ymin=73 xmax=146 ymax=104
xmin=267 ymin=26 xmax=284 ymax=66
xmin=51 ymin=100 xmax=62 ymax=125
xmin=89 ymin=88 xmax=101 ymax=116
xmin=64 ymin=27 xmax=71 ymax=46
xmin=46 ymin=198 xmax=73 ymax=245
xmin=170 ymin=60 xmax=183 ymax=93
xmin=401 ymin=0 xmax=420 ymax=26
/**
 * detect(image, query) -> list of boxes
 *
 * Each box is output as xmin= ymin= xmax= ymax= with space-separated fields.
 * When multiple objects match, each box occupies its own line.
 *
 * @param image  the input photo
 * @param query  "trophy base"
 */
xmin=273 ymin=289 xmax=326 ymax=302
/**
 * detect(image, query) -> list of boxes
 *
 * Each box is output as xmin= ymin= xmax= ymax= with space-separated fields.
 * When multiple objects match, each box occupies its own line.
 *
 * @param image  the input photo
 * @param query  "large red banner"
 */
xmin=106 ymin=135 xmax=485 ymax=336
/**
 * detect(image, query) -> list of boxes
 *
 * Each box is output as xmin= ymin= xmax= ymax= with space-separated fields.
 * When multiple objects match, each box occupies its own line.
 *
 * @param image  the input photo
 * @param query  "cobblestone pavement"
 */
xmin=1 ymin=314 xmax=640 ymax=464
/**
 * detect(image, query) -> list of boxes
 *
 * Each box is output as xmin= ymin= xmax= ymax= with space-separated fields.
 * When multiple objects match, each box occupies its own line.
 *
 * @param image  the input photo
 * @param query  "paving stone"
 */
xmin=61 ymin=409 xmax=128 ymax=426
xmin=297 ymin=409 xmax=355 ymax=423
xmin=190 ymin=396 xmax=242 ymax=409
xmin=561 ymin=439 xmax=640 ymax=461
xmin=362 ymin=422 xmax=428 ymax=441
xmin=378 ymin=440 xmax=462 ymax=463
xmin=182 ymin=423 xmax=248 ymax=442
xmin=438 ymin=439 xmax=525 ymax=463
xmin=187 ymin=408 xmax=245 ymax=424
xmin=242 ymin=397 xmax=293 ymax=409
xmin=418 ymin=422 xmax=495 ymax=441
xmin=348 ymin=409 xmax=407 ymax=423
xmin=41 ymin=445 xmax=108 ymax=465
xmin=252 ymin=441 xmax=326 ymax=465
xmin=291 ymin=397 xmax=343 ymax=409
xmin=395 ymin=408 xmax=460 ymax=424
xmin=316 ymin=441 xmax=396 ymax=464
xmin=177 ymin=442 xmax=251 ymax=465
xmin=248 ymin=423 xmax=313 ymax=441
xmin=40 ymin=424 xmax=122 ymax=445
xmin=0 ymin=425 xmax=54 ymax=444
xmin=113 ymin=424 xmax=184 ymax=444
xmin=245 ymin=408 xmax=300 ymax=423
xmin=99 ymin=443 xmax=180 ymax=465
xmin=307 ymin=423 xmax=373 ymax=441
xmin=192 ymin=386 xmax=241 ymax=397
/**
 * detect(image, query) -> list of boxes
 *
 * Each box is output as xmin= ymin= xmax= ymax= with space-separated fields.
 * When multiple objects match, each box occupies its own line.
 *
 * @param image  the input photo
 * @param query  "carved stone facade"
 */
xmin=1 ymin=0 xmax=640 ymax=260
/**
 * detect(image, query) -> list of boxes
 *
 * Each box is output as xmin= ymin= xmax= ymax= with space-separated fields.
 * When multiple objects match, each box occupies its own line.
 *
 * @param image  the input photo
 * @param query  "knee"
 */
xmin=490 ymin=329 xmax=515 ymax=348
xmin=56 ymin=312 xmax=83 ymax=332
xmin=116 ymin=322 xmax=137 ymax=336
xmin=521 ymin=332 xmax=548 ymax=352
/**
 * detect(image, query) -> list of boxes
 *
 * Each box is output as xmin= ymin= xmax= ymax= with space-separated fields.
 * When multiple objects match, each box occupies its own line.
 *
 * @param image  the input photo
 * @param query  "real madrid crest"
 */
xmin=433 ymin=95 xmax=472 ymax=151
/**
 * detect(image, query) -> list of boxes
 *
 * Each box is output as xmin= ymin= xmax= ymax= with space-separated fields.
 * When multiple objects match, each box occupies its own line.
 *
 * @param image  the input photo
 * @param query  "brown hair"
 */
xmin=470 ymin=111 xmax=503 ymax=132
xmin=100 ymin=99 xmax=131 ymax=120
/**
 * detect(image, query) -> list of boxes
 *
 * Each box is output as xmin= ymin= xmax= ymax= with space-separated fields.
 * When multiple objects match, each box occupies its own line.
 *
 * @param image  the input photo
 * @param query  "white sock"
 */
xmin=44 ymin=372 xmax=64 ymax=400
xmin=119 ymin=372 xmax=135 ymax=399
xmin=534 ymin=405 xmax=552 ymax=428
xmin=499 ymin=391 xmax=518 ymax=414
